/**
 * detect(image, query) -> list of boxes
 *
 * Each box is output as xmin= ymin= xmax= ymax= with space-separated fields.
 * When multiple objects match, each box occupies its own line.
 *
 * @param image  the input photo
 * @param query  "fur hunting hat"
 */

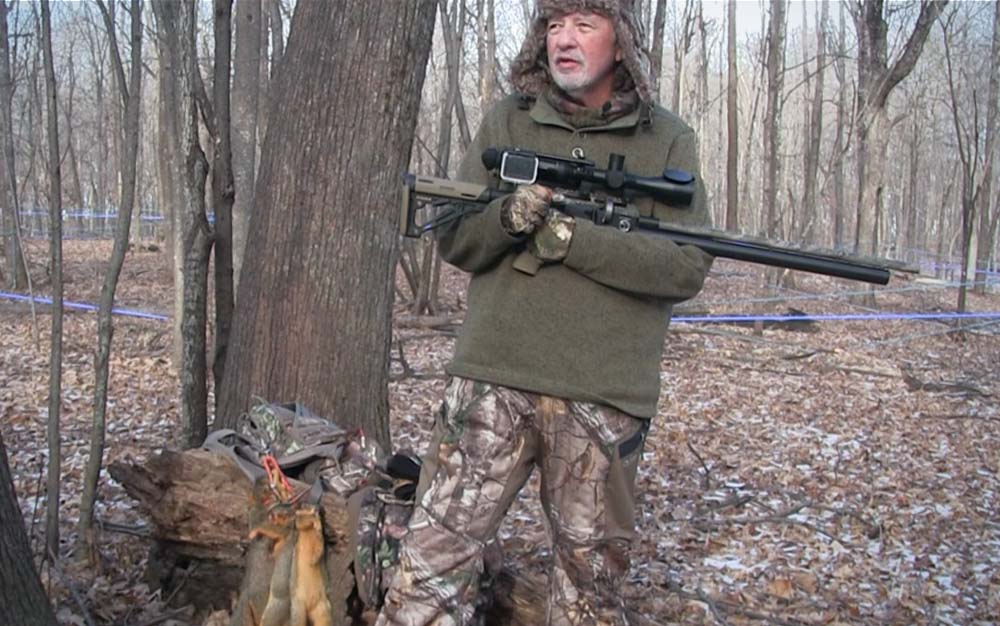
xmin=509 ymin=0 xmax=653 ymax=106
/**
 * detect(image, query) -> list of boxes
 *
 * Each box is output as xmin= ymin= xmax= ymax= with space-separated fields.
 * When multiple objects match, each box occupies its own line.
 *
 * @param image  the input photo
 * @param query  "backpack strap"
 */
xmin=202 ymin=429 xmax=268 ymax=482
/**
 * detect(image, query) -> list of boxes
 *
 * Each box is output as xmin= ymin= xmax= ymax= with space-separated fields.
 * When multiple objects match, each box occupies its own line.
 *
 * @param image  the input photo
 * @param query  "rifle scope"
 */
xmin=481 ymin=147 xmax=696 ymax=207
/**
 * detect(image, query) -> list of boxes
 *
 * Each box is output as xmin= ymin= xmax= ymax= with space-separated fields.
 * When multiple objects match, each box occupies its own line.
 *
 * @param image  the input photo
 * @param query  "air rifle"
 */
xmin=400 ymin=147 xmax=893 ymax=285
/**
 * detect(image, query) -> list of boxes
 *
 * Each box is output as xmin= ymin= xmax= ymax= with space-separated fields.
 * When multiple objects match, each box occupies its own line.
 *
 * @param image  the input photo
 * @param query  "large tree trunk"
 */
xmin=231 ymin=0 xmax=261 ymax=294
xmin=217 ymin=1 xmax=437 ymax=450
xmin=0 ymin=0 xmax=27 ymax=289
xmin=79 ymin=0 xmax=144 ymax=557
xmin=40 ymin=0 xmax=64 ymax=561
xmin=0 ymin=433 xmax=59 ymax=626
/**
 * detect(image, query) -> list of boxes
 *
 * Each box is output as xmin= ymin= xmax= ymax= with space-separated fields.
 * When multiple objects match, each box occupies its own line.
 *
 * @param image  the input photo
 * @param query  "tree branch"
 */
xmin=877 ymin=1 xmax=949 ymax=107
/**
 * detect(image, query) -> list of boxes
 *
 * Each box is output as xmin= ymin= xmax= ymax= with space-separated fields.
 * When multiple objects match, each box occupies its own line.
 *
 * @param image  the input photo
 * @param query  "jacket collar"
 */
xmin=529 ymin=93 xmax=642 ymax=132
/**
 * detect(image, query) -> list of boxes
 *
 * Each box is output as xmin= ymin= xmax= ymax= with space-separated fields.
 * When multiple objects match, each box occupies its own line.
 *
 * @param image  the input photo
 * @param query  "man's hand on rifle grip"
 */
xmin=501 ymin=184 xmax=553 ymax=235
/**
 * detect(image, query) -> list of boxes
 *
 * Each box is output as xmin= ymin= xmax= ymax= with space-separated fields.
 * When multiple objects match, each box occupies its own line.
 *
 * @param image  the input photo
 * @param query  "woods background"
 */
xmin=1 ymin=1 xmax=999 ymax=625
xmin=3 ymin=1 xmax=998 ymax=297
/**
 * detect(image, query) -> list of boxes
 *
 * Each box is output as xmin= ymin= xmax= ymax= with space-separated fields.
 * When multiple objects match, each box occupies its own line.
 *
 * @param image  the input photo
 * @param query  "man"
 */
xmin=377 ymin=1 xmax=712 ymax=624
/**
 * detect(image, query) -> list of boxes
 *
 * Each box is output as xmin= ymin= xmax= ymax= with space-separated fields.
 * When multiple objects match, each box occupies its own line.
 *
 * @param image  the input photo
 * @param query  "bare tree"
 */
xmin=851 ymin=0 xmax=947 ymax=256
xmin=974 ymin=0 xmax=999 ymax=295
xmin=78 ymin=0 xmax=143 ymax=556
xmin=40 ymin=0 xmax=63 ymax=561
xmin=695 ymin=2 xmax=710 ymax=142
xmin=725 ymin=0 xmax=738 ymax=231
xmin=477 ymin=0 xmax=496 ymax=109
xmin=649 ymin=0 xmax=667 ymax=100
xmin=669 ymin=0 xmax=696 ymax=115
xmin=61 ymin=46 xmax=84 ymax=209
xmin=1 ymin=0 xmax=27 ymax=289
xmin=442 ymin=0 xmax=471 ymax=152
xmin=153 ymin=0 xmax=211 ymax=447
xmin=267 ymin=0 xmax=283 ymax=75
xmin=831 ymin=1 xmax=850 ymax=248
xmin=218 ymin=0 xmax=437 ymax=450
xmin=941 ymin=5 xmax=993 ymax=315
xmin=211 ymin=0 xmax=236 ymax=410
xmin=801 ymin=0 xmax=828 ymax=243
xmin=231 ymin=0 xmax=261 ymax=293
xmin=763 ymin=0 xmax=786 ymax=238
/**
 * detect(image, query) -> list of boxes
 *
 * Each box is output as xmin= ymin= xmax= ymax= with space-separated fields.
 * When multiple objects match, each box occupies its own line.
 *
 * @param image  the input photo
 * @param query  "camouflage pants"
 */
xmin=376 ymin=377 xmax=648 ymax=626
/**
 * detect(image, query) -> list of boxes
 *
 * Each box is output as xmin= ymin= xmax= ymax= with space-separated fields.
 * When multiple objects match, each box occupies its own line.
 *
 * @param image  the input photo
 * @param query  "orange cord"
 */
xmin=262 ymin=454 xmax=293 ymax=502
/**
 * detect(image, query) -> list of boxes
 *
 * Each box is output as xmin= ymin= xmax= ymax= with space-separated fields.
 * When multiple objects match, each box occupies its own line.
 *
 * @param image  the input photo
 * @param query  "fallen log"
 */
xmin=109 ymin=448 xmax=355 ymax=624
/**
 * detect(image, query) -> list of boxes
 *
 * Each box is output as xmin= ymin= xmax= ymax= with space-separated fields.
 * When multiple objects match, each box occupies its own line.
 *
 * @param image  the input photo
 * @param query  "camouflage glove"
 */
xmin=528 ymin=211 xmax=576 ymax=262
xmin=500 ymin=184 xmax=552 ymax=235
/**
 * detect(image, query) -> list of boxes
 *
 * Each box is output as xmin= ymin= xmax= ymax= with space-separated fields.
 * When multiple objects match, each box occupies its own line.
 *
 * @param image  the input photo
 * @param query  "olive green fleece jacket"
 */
xmin=437 ymin=94 xmax=713 ymax=418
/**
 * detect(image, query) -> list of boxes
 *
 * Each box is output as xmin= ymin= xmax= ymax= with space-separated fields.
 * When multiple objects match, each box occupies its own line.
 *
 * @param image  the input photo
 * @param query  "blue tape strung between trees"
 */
xmin=0 ymin=291 xmax=169 ymax=321
xmin=1 ymin=290 xmax=998 ymax=326
xmin=671 ymin=311 xmax=1000 ymax=324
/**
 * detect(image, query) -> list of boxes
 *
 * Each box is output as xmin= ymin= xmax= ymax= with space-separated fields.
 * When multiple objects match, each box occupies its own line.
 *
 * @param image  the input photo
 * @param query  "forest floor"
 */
xmin=2 ymin=239 xmax=999 ymax=626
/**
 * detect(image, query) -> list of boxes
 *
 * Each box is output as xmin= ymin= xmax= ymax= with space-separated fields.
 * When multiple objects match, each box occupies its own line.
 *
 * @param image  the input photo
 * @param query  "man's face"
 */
xmin=546 ymin=11 xmax=621 ymax=107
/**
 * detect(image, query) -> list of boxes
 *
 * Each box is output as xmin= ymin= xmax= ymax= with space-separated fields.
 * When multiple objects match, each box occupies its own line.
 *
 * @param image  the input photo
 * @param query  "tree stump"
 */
xmin=108 ymin=449 xmax=551 ymax=626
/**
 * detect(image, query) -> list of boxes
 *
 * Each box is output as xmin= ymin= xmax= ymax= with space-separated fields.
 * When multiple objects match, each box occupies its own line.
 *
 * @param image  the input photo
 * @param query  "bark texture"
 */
xmin=154 ymin=0 xmax=212 ymax=447
xmin=218 ymin=1 xmax=437 ymax=450
xmin=725 ymin=0 xmax=738 ymax=231
xmin=231 ymin=0 xmax=261 ymax=293
xmin=0 ymin=433 xmax=59 ymax=626
xmin=974 ymin=0 xmax=999 ymax=294
xmin=763 ymin=0 xmax=786 ymax=238
xmin=40 ymin=0 xmax=64 ymax=560
xmin=1 ymin=0 xmax=27 ymax=289
xmin=212 ymin=0 xmax=236 ymax=410
xmin=801 ymin=0 xmax=827 ymax=243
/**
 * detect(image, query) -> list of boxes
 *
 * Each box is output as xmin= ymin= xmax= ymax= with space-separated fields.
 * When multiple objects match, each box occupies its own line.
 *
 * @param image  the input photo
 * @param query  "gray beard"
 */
xmin=550 ymin=67 xmax=594 ymax=96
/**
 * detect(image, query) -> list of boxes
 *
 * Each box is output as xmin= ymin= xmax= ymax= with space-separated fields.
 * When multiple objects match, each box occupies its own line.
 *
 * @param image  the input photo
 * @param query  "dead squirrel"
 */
xmin=290 ymin=504 xmax=333 ymax=626
xmin=248 ymin=505 xmax=296 ymax=626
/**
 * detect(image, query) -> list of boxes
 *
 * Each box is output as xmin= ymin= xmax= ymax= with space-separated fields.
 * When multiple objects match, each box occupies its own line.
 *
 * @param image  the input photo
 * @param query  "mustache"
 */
xmin=552 ymin=52 xmax=585 ymax=65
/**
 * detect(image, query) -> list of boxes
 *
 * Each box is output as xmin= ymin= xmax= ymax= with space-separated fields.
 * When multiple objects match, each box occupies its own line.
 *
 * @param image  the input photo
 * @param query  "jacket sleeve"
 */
xmin=561 ymin=130 xmax=714 ymax=301
xmin=435 ymin=111 xmax=521 ymax=273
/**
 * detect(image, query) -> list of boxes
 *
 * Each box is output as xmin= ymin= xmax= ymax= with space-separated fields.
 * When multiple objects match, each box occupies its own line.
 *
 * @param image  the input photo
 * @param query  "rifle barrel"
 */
xmin=555 ymin=199 xmax=891 ymax=285
xmin=644 ymin=224 xmax=890 ymax=285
